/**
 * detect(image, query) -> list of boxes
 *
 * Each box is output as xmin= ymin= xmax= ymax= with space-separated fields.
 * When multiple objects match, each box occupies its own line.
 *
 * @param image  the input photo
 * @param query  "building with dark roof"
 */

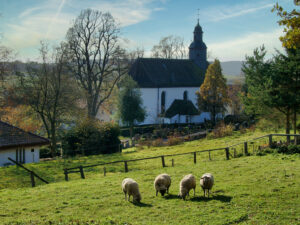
xmin=128 ymin=21 xmax=210 ymax=124
xmin=0 ymin=121 xmax=49 ymax=167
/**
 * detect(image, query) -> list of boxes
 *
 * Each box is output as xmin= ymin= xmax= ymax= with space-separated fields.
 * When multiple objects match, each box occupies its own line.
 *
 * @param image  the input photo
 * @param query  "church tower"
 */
xmin=189 ymin=20 xmax=208 ymax=72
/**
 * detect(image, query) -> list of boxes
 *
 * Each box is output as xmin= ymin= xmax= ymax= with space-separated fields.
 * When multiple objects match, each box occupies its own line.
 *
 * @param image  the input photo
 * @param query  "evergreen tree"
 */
xmin=242 ymin=47 xmax=300 ymax=139
xmin=196 ymin=59 xmax=229 ymax=125
xmin=118 ymin=75 xmax=146 ymax=141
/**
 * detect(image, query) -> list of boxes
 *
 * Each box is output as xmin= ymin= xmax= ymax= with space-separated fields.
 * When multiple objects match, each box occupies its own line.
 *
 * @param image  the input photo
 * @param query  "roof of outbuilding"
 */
xmin=129 ymin=58 xmax=205 ymax=88
xmin=164 ymin=99 xmax=199 ymax=118
xmin=0 ymin=121 xmax=50 ymax=150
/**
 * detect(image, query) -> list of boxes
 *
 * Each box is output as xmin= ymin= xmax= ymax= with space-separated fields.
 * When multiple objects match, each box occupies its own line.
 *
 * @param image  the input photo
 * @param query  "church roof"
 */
xmin=165 ymin=99 xmax=199 ymax=118
xmin=0 ymin=121 xmax=50 ymax=150
xmin=129 ymin=58 xmax=205 ymax=88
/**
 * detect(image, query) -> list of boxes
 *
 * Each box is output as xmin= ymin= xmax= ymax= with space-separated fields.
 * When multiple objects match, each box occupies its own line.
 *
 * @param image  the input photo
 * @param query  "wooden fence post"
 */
xmin=79 ymin=166 xmax=85 ymax=179
xmin=161 ymin=156 xmax=166 ymax=167
xmin=172 ymin=159 xmax=174 ymax=167
xmin=30 ymin=172 xmax=35 ymax=187
xmin=193 ymin=152 xmax=197 ymax=164
xmin=209 ymin=151 xmax=211 ymax=160
xmin=124 ymin=161 xmax=129 ymax=172
xmin=225 ymin=148 xmax=230 ymax=160
xmin=103 ymin=167 xmax=106 ymax=177
xmin=64 ymin=169 xmax=69 ymax=181
xmin=244 ymin=142 xmax=248 ymax=155
xmin=269 ymin=134 xmax=272 ymax=147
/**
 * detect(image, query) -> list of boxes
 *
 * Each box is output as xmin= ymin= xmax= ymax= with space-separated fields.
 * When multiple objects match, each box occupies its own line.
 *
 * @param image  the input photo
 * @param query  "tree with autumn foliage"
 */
xmin=196 ymin=59 xmax=229 ymax=125
xmin=272 ymin=3 xmax=300 ymax=49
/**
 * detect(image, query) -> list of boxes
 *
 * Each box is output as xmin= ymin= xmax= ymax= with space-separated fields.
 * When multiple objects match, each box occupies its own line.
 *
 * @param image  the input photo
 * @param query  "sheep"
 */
xmin=154 ymin=173 xmax=171 ymax=196
xmin=179 ymin=174 xmax=196 ymax=200
xmin=200 ymin=173 xmax=214 ymax=198
xmin=122 ymin=178 xmax=142 ymax=203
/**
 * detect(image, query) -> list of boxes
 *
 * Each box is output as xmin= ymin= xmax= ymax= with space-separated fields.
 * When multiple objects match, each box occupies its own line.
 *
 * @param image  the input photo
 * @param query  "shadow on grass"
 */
xmin=163 ymin=194 xmax=180 ymax=200
xmin=133 ymin=202 xmax=153 ymax=207
xmin=190 ymin=195 xmax=232 ymax=203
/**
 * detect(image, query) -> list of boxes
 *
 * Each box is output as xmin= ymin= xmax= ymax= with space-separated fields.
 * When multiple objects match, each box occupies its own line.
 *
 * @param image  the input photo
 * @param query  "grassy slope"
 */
xmin=0 ymin=130 xmax=270 ymax=189
xmin=0 ymin=130 xmax=299 ymax=224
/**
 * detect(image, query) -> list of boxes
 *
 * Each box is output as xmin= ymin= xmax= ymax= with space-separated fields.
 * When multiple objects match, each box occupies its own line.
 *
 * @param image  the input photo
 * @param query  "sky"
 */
xmin=0 ymin=0 xmax=297 ymax=62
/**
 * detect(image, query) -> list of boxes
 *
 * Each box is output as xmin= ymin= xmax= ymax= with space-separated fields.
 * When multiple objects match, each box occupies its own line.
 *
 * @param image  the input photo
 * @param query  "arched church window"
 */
xmin=183 ymin=91 xmax=188 ymax=100
xmin=161 ymin=91 xmax=166 ymax=113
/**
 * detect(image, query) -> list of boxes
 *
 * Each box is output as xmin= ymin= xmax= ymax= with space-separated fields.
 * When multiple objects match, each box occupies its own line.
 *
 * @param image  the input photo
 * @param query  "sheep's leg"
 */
xmin=124 ymin=192 xmax=127 ymax=201
xmin=156 ymin=190 xmax=158 ymax=196
xmin=208 ymin=189 xmax=210 ymax=198
xmin=167 ymin=188 xmax=169 ymax=194
xmin=203 ymin=189 xmax=205 ymax=197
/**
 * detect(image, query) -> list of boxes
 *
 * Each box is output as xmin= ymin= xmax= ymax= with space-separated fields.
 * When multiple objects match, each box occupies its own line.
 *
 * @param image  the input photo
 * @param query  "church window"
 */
xmin=183 ymin=91 xmax=188 ymax=100
xmin=161 ymin=91 xmax=166 ymax=113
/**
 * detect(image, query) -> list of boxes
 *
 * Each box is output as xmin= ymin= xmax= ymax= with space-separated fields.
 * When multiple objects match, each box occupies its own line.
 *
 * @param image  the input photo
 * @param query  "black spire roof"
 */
xmin=129 ymin=58 xmax=205 ymax=88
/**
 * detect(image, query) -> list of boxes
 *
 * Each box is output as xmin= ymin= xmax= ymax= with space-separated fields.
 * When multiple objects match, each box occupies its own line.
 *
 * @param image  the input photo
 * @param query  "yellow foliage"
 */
xmin=272 ymin=3 xmax=300 ymax=49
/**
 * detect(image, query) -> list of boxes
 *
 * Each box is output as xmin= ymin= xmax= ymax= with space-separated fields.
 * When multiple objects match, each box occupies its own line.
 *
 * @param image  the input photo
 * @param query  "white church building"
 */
xmin=129 ymin=21 xmax=210 ymax=125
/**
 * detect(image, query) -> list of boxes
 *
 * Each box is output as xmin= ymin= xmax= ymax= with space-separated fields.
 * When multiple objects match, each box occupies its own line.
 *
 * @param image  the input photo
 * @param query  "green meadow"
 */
xmin=0 ymin=130 xmax=299 ymax=224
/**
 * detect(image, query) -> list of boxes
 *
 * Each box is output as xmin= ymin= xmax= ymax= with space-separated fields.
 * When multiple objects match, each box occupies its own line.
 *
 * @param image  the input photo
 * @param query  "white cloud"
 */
xmin=208 ymin=29 xmax=284 ymax=61
xmin=201 ymin=2 xmax=274 ymax=22
xmin=2 ymin=0 xmax=164 ymax=60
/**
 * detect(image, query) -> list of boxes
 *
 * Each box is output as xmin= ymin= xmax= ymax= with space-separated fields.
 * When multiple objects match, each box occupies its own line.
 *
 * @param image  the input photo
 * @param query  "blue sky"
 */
xmin=0 ymin=0 xmax=296 ymax=61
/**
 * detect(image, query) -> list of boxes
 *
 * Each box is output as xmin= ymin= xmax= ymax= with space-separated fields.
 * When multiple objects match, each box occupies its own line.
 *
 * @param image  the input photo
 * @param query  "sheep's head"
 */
xmin=160 ymin=189 xmax=167 ymax=196
xmin=201 ymin=176 xmax=210 ymax=186
xmin=134 ymin=194 xmax=142 ymax=203
xmin=179 ymin=188 xmax=188 ymax=200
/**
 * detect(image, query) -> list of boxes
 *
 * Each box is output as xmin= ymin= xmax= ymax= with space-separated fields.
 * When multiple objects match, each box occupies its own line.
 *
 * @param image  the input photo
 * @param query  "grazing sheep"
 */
xmin=179 ymin=174 xmax=196 ymax=200
xmin=200 ymin=173 xmax=214 ymax=198
xmin=154 ymin=173 xmax=171 ymax=196
xmin=122 ymin=178 xmax=141 ymax=202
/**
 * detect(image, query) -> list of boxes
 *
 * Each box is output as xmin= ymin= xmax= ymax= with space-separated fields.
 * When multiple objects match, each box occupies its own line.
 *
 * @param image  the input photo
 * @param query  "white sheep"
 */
xmin=179 ymin=174 xmax=196 ymax=200
xmin=200 ymin=173 xmax=214 ymax=198
xmin=122 ymin=178 xmax=142 ymax=202
xmin=154 ymin=173 xmax=171 ymax=196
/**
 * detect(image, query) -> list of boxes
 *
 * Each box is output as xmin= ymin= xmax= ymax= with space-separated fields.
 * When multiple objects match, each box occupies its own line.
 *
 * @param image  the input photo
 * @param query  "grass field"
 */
xmin=0 ymin=130 xmax=299 ymax=224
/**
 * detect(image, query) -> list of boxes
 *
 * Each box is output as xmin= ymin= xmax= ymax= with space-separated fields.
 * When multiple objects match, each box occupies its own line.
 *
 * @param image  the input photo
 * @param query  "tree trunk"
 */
xmin=293 ymin=107 xmax=297 ymax=134
xmin=50 ymin=122 xmax=57 ymax=158
xmin=129 ymin=124 xmax=134 ymax=147
xmin=286 ymin=108 xmax=290 ymax=144
xmin=212 ymin=106 xmax=216 ymax=127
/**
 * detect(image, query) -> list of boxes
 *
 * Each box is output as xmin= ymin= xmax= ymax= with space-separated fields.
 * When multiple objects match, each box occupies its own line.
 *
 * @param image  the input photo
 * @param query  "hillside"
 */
xmin=0 ymin=131 xmax=299 ymax=224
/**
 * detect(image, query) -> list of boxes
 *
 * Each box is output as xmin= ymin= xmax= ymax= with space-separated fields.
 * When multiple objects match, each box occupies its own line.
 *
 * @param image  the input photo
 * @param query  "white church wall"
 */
xmin=139 ymin=87 xmax=210 ymax=125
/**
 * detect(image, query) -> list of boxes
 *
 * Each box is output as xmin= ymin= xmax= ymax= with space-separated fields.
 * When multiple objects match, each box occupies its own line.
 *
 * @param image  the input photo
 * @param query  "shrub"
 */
xmin=62 ymin=120 xmax=120 ymax=156
xmin=166 ymin=136 xmax=183 ymax=146
xmin=276 ymin=144 xmax=300 ymax=154
xmin=207 ymin=122 xmax=234 ymax=139
xmin=152 ymin=138 xmax=164 ymax=147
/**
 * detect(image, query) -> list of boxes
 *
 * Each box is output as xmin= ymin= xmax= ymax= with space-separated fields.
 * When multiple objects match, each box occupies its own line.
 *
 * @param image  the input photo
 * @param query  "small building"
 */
xmin=129 ymin=21 xmax=210 ymax=125
xmin=0 ymin=121 xmax=49 ymax=167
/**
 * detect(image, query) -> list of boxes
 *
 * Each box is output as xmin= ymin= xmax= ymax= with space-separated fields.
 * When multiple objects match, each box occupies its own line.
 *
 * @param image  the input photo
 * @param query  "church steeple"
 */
xmin=189 ymin=20 xmax=208 ymax=72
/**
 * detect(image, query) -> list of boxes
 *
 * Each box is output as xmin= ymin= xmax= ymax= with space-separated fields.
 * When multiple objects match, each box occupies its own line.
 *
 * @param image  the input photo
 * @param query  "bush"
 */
xmin=62 ymin=120 xmax=120 ymax=156
xmin=207 ymin=122 xmax=234 ymax=139
xmin=276 ymin=144 xmax=300 ymax=154
xmin=166 ymin=136 xmax=183 ymax=146
xmin=151 ymin=138 xmax=164 ymax=147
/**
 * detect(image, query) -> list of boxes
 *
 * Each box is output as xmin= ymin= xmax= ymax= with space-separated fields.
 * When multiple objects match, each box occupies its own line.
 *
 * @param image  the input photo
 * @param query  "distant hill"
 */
xmin=220 ymin=61 xmax=245 ymax=84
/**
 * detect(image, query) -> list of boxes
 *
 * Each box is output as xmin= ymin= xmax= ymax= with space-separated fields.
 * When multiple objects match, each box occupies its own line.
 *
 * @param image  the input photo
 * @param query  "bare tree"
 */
xmin=151 ymin=35 xmax=187 ymax=59
xmin=66 ymin=9 xmax=128 ymax=119
xmin=16 ymin=42 xmax=78 ymax=157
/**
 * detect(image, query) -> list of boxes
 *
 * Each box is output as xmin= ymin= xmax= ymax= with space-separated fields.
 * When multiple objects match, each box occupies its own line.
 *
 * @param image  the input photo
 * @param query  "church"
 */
xmin=129 ymin=21 xmax=210 ymax=125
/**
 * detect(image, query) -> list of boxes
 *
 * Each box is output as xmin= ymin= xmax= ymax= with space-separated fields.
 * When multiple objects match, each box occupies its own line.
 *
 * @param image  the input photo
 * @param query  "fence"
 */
xmin=63 ymin=133 xmax=300 ymax=181
xmin=8 ymin=157 xmax=49 ymax=187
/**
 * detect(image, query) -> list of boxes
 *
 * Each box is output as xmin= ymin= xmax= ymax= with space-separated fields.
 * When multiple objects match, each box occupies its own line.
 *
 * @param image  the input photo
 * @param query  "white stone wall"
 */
xmin=0 ymin=147 xmax=40 ymax=167
xmin=139 ymin=87 xmax=210 ymax=125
